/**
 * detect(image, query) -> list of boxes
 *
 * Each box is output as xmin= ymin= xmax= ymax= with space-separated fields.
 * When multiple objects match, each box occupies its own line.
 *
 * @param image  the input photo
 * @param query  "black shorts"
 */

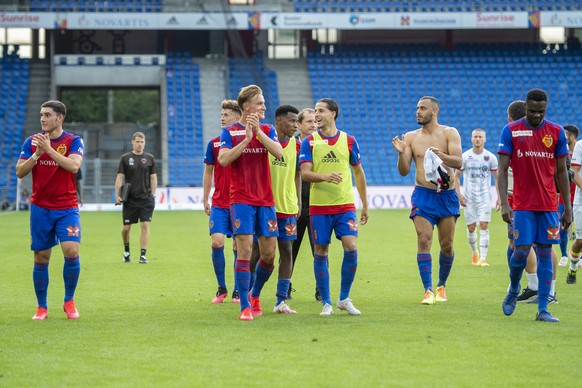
xmin=123 ymin=197 xmax=155 ymax=225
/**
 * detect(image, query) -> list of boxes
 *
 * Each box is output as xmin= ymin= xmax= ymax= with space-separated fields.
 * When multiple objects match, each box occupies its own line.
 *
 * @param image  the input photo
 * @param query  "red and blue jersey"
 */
xmin=220 ymin=122 xmax=278 ymax=206
xmin=204 ymin=135 xmax=231 ymax=209
xmin=19 ymin=131 xmax=84 ymax=210
xmin=498 ymin=118 xmax=568 ymax=211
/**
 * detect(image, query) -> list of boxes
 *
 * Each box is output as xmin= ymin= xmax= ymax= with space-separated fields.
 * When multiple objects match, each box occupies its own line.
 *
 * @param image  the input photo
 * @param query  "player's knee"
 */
xmin=63 ymin=247 xmax=79 ymax=258
xmin=34 ymin=251 xmax=51 ymax=264
xmin=260 ymin=254 xmax=275 ymax=264
xmin=343 ymin=241 xmax=357 ymax=251
xmin=314 ymin=245 xmax=329 ymax=256
xmin=211 ymin=242 xmax=224 ymax=250
xmin=211 ymin=235 xmax=225 ymax=249
xmin=417 ymin=235 xmax=432 ymax=251
xmin=440 ymin=241 xmax=454 ymax=255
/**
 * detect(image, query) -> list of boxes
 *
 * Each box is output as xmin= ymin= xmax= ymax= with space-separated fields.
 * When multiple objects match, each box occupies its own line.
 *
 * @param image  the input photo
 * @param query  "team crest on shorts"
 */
xmin=234 ymin=219 xmax=241 ymax=229
xmin=348 ymin=219 xmax=358 ymax=231
xmin=285 ymin=222 xmax=297 ymax=236
xmin=209 ymin=220 xmax=214 ymax=228
xmin=547 ymin=225 xmax=560 ymax=240
xmin=56 ymin=144 xmax=67 ymax=155
xmin=513 ymin=229 xmax=519 ymax=240
xmin=67 ymin=225 xmax=79 ymax=237
xmin=268 ymin=219 xmax=277 ymax=232
xmin=542 ymin=135 xmax=553 ymax=148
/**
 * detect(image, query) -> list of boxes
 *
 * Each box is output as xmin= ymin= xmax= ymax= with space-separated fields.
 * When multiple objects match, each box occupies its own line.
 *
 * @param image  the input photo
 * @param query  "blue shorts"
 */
xmin=209 ymin=206 xmax=232 ymax=237
xmin=310 ymin=212 xmax=358 ymax=246
xmin=30 ymin=203 xmax=81 ymax=251
xmin=277 ymin=216 xmax=298 ymax=241
xmin=409 ymin=186 xmax=460 ymax=227
xmin=513 ymin=210 xmax=560 ymax=246
xmin=231 ymin=204 xmax=278 ymax=237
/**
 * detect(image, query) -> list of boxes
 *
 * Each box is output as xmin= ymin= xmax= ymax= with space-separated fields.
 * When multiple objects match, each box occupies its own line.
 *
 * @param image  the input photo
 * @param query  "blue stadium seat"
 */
xmin=306 ymin=42 xmax=581 ymax=185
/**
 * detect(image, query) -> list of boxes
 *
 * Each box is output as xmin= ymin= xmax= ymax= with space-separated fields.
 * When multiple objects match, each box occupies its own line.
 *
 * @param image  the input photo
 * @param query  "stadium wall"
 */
xmin=74 ymin=185 xmax=499 ymax=211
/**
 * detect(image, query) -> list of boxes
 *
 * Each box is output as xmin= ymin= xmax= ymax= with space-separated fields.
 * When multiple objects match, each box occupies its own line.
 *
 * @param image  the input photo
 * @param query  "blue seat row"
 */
xmin=0 ymin=55 xmax=29 ymax=203
xmin=292 ymin=0 xmax=580 ymax=12
xmin=165 ymin=52 xmax=204 ymax=187
xmin=307 ymin=43 xmax=582 ymax=185
xmin=29 ymin=0 xmax=162 ymax=12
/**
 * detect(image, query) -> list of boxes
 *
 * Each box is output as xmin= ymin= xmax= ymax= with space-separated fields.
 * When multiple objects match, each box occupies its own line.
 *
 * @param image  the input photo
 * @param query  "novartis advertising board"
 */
xmin=80 ymin=185 xmax=499 ymax=212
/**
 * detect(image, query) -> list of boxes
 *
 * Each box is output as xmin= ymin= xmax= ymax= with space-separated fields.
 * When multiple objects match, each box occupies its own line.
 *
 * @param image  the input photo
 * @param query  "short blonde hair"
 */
xmin=298 ymin=108 xmax=315 ymax=123
xmin=237 ymin=85 xmax=263 ymax=111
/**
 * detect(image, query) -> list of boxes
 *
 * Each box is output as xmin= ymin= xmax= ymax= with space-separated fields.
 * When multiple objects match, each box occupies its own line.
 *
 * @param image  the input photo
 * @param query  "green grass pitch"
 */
xmin=0 ymin=209 xmax=579 ymax=386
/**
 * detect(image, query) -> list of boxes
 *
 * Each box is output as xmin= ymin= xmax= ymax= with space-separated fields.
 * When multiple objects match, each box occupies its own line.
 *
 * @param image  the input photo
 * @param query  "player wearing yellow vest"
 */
xmin=260 ymin=105 xmax=301 ymax=314
xmin=299 ymin=98 xmax=369 ymax=316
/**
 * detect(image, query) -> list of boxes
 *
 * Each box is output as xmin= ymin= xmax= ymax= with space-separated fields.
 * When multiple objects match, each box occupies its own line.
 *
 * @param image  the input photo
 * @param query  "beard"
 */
xmin=417 ymin=113 xmax=433 ymax=125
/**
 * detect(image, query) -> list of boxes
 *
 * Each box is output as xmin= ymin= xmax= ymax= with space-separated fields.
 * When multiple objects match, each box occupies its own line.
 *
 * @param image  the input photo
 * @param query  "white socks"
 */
xmin=479 ymin=229 xmax=489 ymax=259
xmin=467 ymin=230 xmax=478 ymax=254
xmin=526 ymin=272 xmax=538 ymax=291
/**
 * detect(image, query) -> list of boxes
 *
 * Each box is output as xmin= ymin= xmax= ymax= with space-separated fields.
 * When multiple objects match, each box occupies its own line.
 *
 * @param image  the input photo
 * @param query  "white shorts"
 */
xmin=574 ymin=204 xmax=582 ymax=239
xmin=464 ymin=198 xmax=492 ymax=225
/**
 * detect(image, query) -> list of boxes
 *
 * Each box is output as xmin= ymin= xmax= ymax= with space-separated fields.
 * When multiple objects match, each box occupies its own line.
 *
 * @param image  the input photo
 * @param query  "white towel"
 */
xmin=424 ymin=148 xmax=450 ymax=192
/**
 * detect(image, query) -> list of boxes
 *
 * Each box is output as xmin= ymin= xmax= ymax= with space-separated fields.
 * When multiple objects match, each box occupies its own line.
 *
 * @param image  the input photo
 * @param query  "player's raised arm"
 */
xmin=248 ymin=115 xmax=282 ymax=159
xmin=393 ymin=133 xmax=413 ymax=176
xmin=218 ymin=128 xmax=250 ymax=167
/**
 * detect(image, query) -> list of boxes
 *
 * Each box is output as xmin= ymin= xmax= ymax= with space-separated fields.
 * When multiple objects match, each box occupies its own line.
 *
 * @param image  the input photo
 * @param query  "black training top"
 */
xmin=117 ymin=152 xmax=157 ymax=201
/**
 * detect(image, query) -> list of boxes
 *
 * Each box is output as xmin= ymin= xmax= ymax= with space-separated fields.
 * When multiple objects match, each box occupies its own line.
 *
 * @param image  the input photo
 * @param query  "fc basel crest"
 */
xmin=56 ymin=144 xmax=67 ymax=155
xmin=542 ymin=135 xmax=553 ymax=148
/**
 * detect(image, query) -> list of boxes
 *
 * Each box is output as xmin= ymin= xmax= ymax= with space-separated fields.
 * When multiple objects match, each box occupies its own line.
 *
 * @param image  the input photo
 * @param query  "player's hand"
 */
xmin=204 ymin=202 xmax=211 ymax=216
xmin=500 ymin=202 xmax=513 ymax=224
xmin=429 ymin=146 xmax=443 ymax=158
xmin=115 ymin=195 xmax=122 ymax=205
xmin=325 ymin=172 xmax=342 ymax=184
xmin=459 ymin=195 xmax=467 ymax=207
xmin=32 ymin=132 xmax=49 ymax=153
xmin=360 ymin=207 xmax=369 ymax=226
xmin=561 ymin=208 xmax=572 ymax=230
xmin=495 ymin=198 xmax=501 ymax=211
xmin=247 ymin=113 xmax=260 ymax=134
xmin=391 ymin=135 xmax=406 ymax=154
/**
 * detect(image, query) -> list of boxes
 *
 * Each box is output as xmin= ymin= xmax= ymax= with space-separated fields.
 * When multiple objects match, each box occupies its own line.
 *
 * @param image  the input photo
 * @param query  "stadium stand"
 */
xmin=228 ymin=55 xmax=280 ymax=125
xmin=291 ymin=0 xmax=582 ymax=12
xmin=29 ymin=0 xmax=163 ymax=12
xmin=307 ymin=42 xmax=582 ymax=185
xmin=166 ymin=52 xmax=204 ymax=187
xmin=0 ymin=46 xmax=29 ymax=205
